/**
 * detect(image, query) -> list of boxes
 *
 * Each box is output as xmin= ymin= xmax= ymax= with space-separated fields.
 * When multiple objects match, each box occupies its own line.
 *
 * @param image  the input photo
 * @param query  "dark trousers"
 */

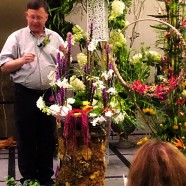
xmin=14 ymin=84 xmax=56 ymax=184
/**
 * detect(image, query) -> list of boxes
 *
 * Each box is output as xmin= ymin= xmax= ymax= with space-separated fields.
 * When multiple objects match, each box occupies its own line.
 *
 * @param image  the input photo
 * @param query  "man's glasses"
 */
xmin=27 ymin=15 xmax=45 ymax=21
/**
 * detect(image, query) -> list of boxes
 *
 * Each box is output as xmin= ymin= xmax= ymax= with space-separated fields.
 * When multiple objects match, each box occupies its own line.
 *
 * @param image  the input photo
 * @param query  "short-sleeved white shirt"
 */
xmin=0 ymin=26 xmax=65 ymax=90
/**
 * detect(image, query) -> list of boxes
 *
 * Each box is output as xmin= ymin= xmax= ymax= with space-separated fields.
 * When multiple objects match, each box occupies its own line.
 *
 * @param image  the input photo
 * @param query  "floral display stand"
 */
xmin=55 ymin=114 xmax=111 ymax=186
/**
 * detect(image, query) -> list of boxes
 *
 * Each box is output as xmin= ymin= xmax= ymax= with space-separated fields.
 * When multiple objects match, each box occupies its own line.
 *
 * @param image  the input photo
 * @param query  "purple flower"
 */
xmin=102 ymin=88 xmax=108 ymax=108
xmin=89 ymin=22 xmax=94 ymax=39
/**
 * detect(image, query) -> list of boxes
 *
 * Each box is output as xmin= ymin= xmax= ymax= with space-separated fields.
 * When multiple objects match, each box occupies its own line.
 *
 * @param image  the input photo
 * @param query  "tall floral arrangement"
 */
xmin=112 ymin=0 xmax=186 ymax=151
xmin=36 ymin=0 xmax=134 ymax=185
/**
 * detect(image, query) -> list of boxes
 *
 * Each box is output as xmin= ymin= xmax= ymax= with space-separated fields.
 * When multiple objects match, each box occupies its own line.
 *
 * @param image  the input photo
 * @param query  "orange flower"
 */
xmin=173 ymin=124 xmax=179 ymax=130
xmin=173 ymin=138 xmax=185 ymax=149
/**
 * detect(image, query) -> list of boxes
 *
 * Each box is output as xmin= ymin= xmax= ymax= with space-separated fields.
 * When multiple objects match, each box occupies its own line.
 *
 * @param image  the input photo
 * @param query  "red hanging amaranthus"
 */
xmin=63 ymin=109 xmax=90 ymax=157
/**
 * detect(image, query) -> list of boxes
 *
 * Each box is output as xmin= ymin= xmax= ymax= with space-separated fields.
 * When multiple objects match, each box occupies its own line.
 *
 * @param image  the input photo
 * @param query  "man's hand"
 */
xmin=59 ymin=45 xmax=68 ymax=56
xmin=21 ymin=53 xmax=35 ymax=64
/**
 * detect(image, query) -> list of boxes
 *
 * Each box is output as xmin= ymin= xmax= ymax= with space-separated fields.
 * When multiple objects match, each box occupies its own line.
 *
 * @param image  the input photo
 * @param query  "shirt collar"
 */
xmin=27 ymin=26 xmax=46 ymax=37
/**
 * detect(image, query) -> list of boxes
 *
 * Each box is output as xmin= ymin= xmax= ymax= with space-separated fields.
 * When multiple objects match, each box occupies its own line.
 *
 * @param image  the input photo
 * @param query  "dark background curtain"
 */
xmin=0 ymin=0 xmax=26 ymax=138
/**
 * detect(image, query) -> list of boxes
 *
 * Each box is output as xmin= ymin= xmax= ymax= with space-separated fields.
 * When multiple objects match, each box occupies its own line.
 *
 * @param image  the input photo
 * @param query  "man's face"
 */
xmin=25 ymin=7 xmax=48 ymax=35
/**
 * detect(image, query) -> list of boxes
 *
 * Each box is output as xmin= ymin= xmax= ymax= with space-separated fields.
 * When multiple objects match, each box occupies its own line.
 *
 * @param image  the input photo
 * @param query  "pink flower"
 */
xmin=180 ymin=19 xmax=186 ymax=27
xmin=132 ymin=80 xmax=148 ymax=94
xmin=168 ymin=76 xmax=178 ymax=88
xmin=154 ymin=84 xmax=168 ymax=99
xmin=177 ymin=98 xmax=185 ymax=105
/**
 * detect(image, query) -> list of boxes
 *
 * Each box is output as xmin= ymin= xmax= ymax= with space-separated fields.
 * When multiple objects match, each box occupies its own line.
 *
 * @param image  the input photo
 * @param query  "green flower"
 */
xmin=109 ymin=29 xmax=126 ymax=53
xmin=77 ymin=53 xmax=87 ymax=68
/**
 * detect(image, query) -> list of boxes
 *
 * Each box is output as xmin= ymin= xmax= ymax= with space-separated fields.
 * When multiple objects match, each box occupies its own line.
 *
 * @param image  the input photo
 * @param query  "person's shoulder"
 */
xmin=9 ymin=27 xmax=28 ymax=37
xmin=46 ymin=28 xmax=62 ymax=38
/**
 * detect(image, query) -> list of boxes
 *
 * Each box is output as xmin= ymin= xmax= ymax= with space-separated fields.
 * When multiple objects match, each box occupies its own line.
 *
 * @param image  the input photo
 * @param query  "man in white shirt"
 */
xmin=0 ymin=0 xmax=65 ymax=185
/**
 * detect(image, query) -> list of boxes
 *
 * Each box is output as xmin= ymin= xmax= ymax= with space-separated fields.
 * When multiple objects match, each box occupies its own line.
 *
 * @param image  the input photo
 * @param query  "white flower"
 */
xmin=49 ymin=104 xmax=61 ymax=115
xmin=102 ymin=69 xmax=114 ymax=80
xmin=147 ymin=51 xmax=161 ymax=61
xmin=56 ymin=78 xmax=72 ymax=89
xmin=157 ymin=75 xmax=167 ymax=83
xmin=105 ymin=111 xmax=114 ymax=117
xmin=130 ymin=53 xmax=142 ymax=64
xmin=67 ymin=98 xmax=75 ymax=105
xmin=48 ymin=104 xmax=72 ymax=117
xmin=112 ymin=0 xmax=125 ymax=16
xmin=113 ymin=113 xmax=125 ymax=124
xmin=91 ymin=116 xmax=106 ymax=126
xmin=107 ymin=87 xmax=116 ymax=95
xmin=93 ymin=79 xmax=105 ymax=90
xmin=89 ymin=113 xmax=98 ymax=118
xmin=60 ymin=105 xmax=72 ymax=116
xmin=88 ymin=39 xmax=98 ymax=51
xmin=36 ymin=96 xmax=45 ymax=110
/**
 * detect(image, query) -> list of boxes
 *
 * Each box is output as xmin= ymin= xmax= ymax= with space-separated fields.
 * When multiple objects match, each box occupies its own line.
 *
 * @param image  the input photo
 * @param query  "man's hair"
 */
xmin=27 ymin=0 xmax=48 ymax=13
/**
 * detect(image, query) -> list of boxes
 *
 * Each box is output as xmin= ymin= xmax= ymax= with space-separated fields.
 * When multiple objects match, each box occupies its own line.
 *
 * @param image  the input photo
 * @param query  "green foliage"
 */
xmin=5 ymin=176 xmax=40 ymax=186
xmin=46 ymin=0 xmax=78 ymax=38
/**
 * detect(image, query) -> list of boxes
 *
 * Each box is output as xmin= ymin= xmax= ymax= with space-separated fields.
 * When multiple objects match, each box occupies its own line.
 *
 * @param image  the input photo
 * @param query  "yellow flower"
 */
xmin=82 ymin=101 xmax=90 ymax=106
xmin=137 ymin=136 xmax=149 ymax=145
xmin=73 ymin=113 xmax=81 ymax=116
xmin=182 ymin=90 xmax=186 ymax=98
xmin=89 ymin=171 xmax=100 ymax=180
xmin=173 ymin=124 xmax=179 ymax=130
xmin=181 ymin=80 xmax=186 ymax=89
xmin=142 ymin=108 xmax=156 ymax=115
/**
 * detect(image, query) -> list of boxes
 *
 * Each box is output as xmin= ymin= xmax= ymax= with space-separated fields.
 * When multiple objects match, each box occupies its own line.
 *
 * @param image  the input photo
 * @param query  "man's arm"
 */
xmin=1 ymin=53 xmax=35 ymax=73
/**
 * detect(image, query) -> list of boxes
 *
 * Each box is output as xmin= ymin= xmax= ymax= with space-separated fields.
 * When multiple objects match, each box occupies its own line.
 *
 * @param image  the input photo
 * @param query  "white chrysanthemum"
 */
xmin=112 ymin=0 xmax=125 ymax=16
xmin=77 ymin=53 xmax=87 ymax=67
xmin=88 ymin=39 xmax=98 ymax=51
xmin=36 ymin=96 xmax=45 ymax=110
xmin=56 ymin=78 xmax=72 ymax=89
xmin=70 ymin=76 xmax=85 ymax=91
xmin=107 ymin=87 xmax=116 ymax=95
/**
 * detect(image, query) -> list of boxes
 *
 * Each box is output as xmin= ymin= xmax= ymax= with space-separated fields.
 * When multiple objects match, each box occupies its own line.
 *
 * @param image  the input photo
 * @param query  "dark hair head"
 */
xmin=27 ymin=0 xmax=48 ymax=13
